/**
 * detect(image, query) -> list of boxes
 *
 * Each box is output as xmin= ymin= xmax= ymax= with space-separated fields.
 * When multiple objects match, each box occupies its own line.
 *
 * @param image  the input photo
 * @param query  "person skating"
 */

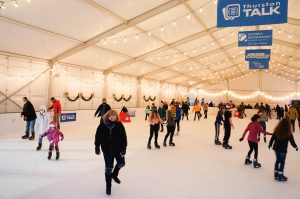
xmin=257 ymin=109 xmax=268 ymax=143
xmin=204 ymin=103 xmax=208 ymax=119
xmin=94 ymin=98 xmax=111 ymax=124
xmin=147 ymin=106 xmax=164 ymax=149
xmin=239 ymin=114 xmax=272 ymax=168
xmin=163 ymin=110 xmax=176 ymax=147
xmin=223 ymin=108 xmax=234 ymax=149
xmin=181 ymin=102 xmax=190 ymax=121
xmin=42 ymin=121 xmax=64 ymax=160
xmin=175 ymin=102 xmax=181 ymax=135
xmin=214 ymin=107 xmax=224 ymax=145
xmin=158 ymin=102 xmax=166 ymax=132
xmin=192 ymin=102 xmax=201 ymax=121
xmin=94 ymin=110 xmax=127 ymax=195
xmin=288 ymin=105 xmax=298 ymax=132
xmin=21 ymin=97 xmax=37 ymax=140
xmin=144 ymin=105 xmax=150 ymax=120
xmin=268 ymin=118 xmax=298 ymax=182
xmin=36 ymin=105 xmax=50 ymax=151
xmin=48 ymin=97 xmax=62 ymax=129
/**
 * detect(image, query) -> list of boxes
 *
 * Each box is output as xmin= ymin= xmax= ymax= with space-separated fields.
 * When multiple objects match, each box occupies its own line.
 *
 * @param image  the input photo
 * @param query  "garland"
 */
xmin=123 ymin=95 xmax=132 ymax=102
xmin=64 ymin=92 xmax=80 ymax=102
xmin=81 ymin=93 xmax=94 ymax=101
xmin=143 ymin=95 xmax=156 ymax=102
xmin=113 ymin=94 xmax=124 ymax=102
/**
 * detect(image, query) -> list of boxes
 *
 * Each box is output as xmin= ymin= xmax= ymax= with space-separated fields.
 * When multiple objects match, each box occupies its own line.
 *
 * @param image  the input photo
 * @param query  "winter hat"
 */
xmin=151 ymin=106 xmax=157 ymax=111
xmin=251 ymin=114 xmax=260 ymax=122
xmin=49 ymin=121 xmax=57 ymax=128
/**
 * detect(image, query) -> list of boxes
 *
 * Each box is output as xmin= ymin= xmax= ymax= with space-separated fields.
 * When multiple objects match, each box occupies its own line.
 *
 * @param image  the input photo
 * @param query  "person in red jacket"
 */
xmin=239 ymin=114 xmax=272 ymax=168
xmin=48 ymin=97 xmax=62 ymax=129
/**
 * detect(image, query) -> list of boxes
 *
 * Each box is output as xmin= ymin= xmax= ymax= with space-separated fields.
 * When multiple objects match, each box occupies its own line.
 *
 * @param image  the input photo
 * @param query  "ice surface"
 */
xmin=0 ymin=108 xmax=299 ymax=199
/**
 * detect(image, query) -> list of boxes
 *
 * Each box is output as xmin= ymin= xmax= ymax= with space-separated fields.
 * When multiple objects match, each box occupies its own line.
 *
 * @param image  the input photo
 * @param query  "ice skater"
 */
xmin=36 ymin=105 xmax=50 ymax=151
xmin=269 ymin=118 xmax=298 ymax=182
xmin=21 ymin=97 xmax=37 ymax=140
xmin=158 ymin=102 xmax=166 ymax=132
xmin=214 ymin=107 xmax=224 ymax=145
xmin=175 ymin=102 xmax=181 ymax=135
xmin=257 ymin=108 xmax=269 ymax=142
xmin=163 ymin=110 xmax=176 ymax=147
xmin=145 ymin=105 xmax=150 ymax=121
xmin=239 ymin=114 xmax=272 ymax=168
xmin=192 ymin=101 xmax=201 ymax=121
xmin=95 ymin=110 xmax=127 ymax=195
xmin=42 ymin=121 xmax=64 ymax=160
xmin=223 ymin=108 xmax=234 ymax=149
xmin=147 ymin=106 xmax=164 ymax=149
xmin=204 ymin=103 xmax=208 ymax=119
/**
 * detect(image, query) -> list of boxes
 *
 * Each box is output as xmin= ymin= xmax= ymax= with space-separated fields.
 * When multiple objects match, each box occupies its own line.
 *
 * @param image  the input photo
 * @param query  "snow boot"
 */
xmin=29 ymin=133 xmax=35 ymax=140
xmin=215 ymin=140 xmax=222 ymax=145
xmin=244 ymin=157 xmax=252 ymax=165
xmin=56 ymin=152 xmax=60 ymax=160
xmin=22 ymin=133 xmax=29 ymax=139
xmin=155 ymin=143 xmax=160 ymax=149
xmin=277 ymin=174 xmax=288 ymax=182
xmin=223 ymin=143 xmax=232 ymax=149
xmin=105 ymin=173 xmax=112 ymax=195
xmin=36 ymin=144 xmax=42 ymax=151
xmin=169 ymin=142 xmax=175 ymax=147
xmin=253 ymin=160 xmax=261 ymax=168
xmin=147 ymin=143 xmax=151 ymax=149
xmin=163 ymin=142 xmax=167 ymax=147
xmin=112 ymin=175 xmax=121 ymax=184
xmin=48 ymin=152 xmax=52 ymax=160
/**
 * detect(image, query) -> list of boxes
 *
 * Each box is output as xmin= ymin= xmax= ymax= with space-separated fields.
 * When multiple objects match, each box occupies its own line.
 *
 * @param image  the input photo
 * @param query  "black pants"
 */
xmin=175 ymin=120 xmax=180 ymax=132
xmin=181 ymin=111 xmax=189 ymax=120
xmin=274 ymin=151 xmax=286 ymax=174
xmin=104 ymin=152 xmax=125 ymax=187
xmin=194 ymin=112 xmax=201 ymax=120
xmin=223 ymin=125 xmax=231 ymax=145
xmin=148 ymin=124 xmax=159 ymax=144
xmin=160 ymin=123 xmax=164 ymax=132
xmin=290 ymin=119 xmax=295 ymax=132
xmin=145 ymin=113 xmax=149 ymax=120
xmin=247 ymin=141 xmax=258 ymax=160
xmin=204 ymin=110 xmax=208 ymax=119
xmin=298 ymin=117 xmax=300 ymax=130
xmin=258 ymin=122 xmax=266 ymax=138
xmin=214 ymin=122 xmax=221 ymax=141
xmin=164 ymin=126 xmax=175 ymax=144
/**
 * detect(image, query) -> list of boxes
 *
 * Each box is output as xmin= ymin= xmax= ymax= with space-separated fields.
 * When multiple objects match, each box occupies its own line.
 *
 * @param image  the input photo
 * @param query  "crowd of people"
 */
xmin=19 ymin=96 xmax=299 ymax=195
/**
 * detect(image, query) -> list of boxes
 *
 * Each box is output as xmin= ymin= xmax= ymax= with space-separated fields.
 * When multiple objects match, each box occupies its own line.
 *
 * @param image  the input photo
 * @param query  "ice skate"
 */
xmin=253 ymin=160 xmax=261 ymax=168
xmin=147 ymin=143 xmax=151 ymax=149
xmin=224 ymin=145 xmax=232 ymax=149
xmin=169 ymin=142 xmax=175 ymax=147
xmin=277 ymin=175 xmax=288 ymax=182
xmin=155 ymin=143 xmax=160 ymax=149
xmin=274 ymin=171 xmax=279 ymax=180
xmin=112 ymin=175 xmax=121 ymax=184
xmin=244 ymin=157 xmax=252 ymax=165
xmin=48 ymin=152 xmax=52 ymax=160
xmin=56 ymin=152 xmax=60 ymax=160
xmin=29 ymin=135 xmax=35 ymax=140
xmin=22 ymin=133 xmax=29 ymax=139
xmin=163 ymin=142 xmax=167 ymax=147
xmin=36 ymin=144 xmax=42 ymax=151
xmin=106 ymin=185 xmax=111 ymax=195
xmin=215 ymin=140 xmax=222 ymax=145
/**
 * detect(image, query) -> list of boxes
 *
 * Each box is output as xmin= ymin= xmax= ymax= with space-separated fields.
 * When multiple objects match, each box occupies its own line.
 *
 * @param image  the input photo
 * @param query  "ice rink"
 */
xmin=1 ymin=108 xmax=300 ymax=199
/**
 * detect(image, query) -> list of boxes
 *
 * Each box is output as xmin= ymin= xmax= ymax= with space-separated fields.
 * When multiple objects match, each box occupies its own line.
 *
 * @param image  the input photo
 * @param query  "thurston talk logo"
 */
xmin=222 ymin=1 xmax=282 ymax=21
xmin=222 ymin=4 xmax=240 ymax=20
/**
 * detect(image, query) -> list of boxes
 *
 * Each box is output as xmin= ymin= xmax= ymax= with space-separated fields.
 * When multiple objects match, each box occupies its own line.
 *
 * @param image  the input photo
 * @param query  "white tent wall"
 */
xmin=0 ymin=55 xmax=50 ymax=113
xmin=196 ymin=71 xmax=299 ymax=107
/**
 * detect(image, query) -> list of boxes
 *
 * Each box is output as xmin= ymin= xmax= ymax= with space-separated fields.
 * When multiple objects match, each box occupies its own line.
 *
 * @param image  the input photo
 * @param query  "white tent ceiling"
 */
xmin=0 ymin=0 xmax=300 ymax=88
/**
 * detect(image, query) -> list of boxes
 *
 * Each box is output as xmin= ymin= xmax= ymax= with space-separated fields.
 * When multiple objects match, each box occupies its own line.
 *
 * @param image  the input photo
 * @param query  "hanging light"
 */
xmin=288 ymin=34 xmax=292 ymax=39
xmin=135 ymin=34 xmax=139 ymax=40
xmin=0 ymin=1 xmax=5 ymax=9
xmin=123 ymin=37 xmax=127 ymax=42
xmin=172 ymin=20 xmax=176 ymax=26
xmin=13 ymin=0 xmax=18 ymax=7
xmin=160 ymin=26 xmax=164 ymax=32
xmin=186 ymin=14 xmax=191 ymax=20
xmin=147 ymin=31 xmax=152 ymax=36
xmin=27 ymin=0 xmax=31 ymax=2
xmin=199 ymin=8 xmax=203 ymax=13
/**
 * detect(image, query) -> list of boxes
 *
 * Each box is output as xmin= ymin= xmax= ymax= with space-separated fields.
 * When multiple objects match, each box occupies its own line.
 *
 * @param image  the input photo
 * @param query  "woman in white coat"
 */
xmin=36 ymin=105 xmax=50 ymax=150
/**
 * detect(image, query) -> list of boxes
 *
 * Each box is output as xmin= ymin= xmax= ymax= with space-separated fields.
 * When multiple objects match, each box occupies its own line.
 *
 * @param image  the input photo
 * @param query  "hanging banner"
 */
xmin=60 ymin=113 xmax=77 ymax=122
xmin=238 ymin=30 xmax=273 ymax=47
xmin=217 ymin=0 xmax=288 ymax=28
xmin=249 ymin=60 xmax=269 ymax=69
xmin=245 ymin=49 xmax=271 ymax=61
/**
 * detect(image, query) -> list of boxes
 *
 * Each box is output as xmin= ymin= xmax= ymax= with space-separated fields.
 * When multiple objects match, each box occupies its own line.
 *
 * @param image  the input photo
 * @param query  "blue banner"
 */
xmin=245 ymin=49 xmax=271 ymax=61
xmin=238 ymin=30 xmax=272 ymax=47
xmin=60 ymin=113 xmax=76 ymax=122
xmin=217 ymin=0 xmax=288 ymax=28
xmin=249 ymin=60 xmax=269 ymax=69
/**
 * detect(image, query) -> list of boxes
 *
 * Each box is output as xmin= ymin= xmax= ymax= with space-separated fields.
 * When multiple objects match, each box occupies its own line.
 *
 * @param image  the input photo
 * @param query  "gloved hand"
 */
xmin=95 ymin=147 xmax=100 ymax=155
xmin=120 ymin=151 xmax=126 ymax=157
xmin=239 ymin=138 xmax=243 ymax=142
xmin=264 ymin=137 xmax=267 ymax=143
xmin=61 ymin=137 xmax=64 ymax=141
xmin=296 ymin=147 xmax=298 ymax=151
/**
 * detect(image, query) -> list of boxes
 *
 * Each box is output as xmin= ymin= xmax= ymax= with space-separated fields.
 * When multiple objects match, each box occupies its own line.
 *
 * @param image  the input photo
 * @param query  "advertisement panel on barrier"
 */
xmin=245 ymin=49 xmax=271 ymax=61
xmin=249 ymin=60 xmax=269 ymax=69
xmin=238 ymin=30 xmax=272 ymax=47
xmin=217 ymin=0 xmax=288 ymax=28
xmin=60 ymin=113 xmax=76 ymax=122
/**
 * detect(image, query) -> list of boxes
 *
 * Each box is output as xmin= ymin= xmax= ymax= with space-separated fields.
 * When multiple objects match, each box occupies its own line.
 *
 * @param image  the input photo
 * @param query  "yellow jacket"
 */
xmin=288 ymin=107 xmax=299 ymax=120
xmin=193 ymin=104 xmax=201 ymax=112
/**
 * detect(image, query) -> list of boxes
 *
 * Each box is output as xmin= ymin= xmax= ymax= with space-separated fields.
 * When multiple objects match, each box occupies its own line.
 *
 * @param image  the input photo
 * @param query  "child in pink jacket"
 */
xmin=239 ymin=114 xmax=272 ymax=168
xmin=42 ymin=121 xmax=64 ymax=160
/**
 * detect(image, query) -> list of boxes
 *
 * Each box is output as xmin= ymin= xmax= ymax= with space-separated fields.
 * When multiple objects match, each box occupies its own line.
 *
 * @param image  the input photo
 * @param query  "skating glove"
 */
xmin=61 ymin=137 xmax=64 ymax=141
xmin=263 ymin=137 xmax=267 ymax=143
xmin=296 ymin=147 xmax=298 ymax=151
xmin=95 ymin=147 xmax=100 ymax=155
xmin=120 ymin=151 xmax=126 ymax=157
xmin=239 ymin=138 xmax=243 ymax=142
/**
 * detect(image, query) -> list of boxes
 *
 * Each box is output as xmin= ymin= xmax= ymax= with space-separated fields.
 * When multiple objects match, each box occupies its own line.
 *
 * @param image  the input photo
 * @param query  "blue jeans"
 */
xmin=275 ymin=151 xmax=287 ymax=173
xmin=25 ymin=120 xmax=36 ymax=134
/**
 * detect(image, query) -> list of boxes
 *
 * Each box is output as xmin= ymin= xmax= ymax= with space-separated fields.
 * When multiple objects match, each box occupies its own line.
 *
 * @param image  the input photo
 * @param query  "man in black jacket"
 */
xmin=94 ymin=98 xmax=111 ymax=123
xmin=21 ymin=97 xmax=37 ymax=140
xmin=95 ymin=110 xmax=127 ymax=195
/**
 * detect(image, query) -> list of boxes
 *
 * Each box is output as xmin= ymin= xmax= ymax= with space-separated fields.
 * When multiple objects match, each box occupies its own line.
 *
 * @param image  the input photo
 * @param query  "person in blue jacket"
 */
xmin=175 ymin=102 xmax=181 ymax=135
xmin=158 ymin=102 xmax=166 ymax=132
